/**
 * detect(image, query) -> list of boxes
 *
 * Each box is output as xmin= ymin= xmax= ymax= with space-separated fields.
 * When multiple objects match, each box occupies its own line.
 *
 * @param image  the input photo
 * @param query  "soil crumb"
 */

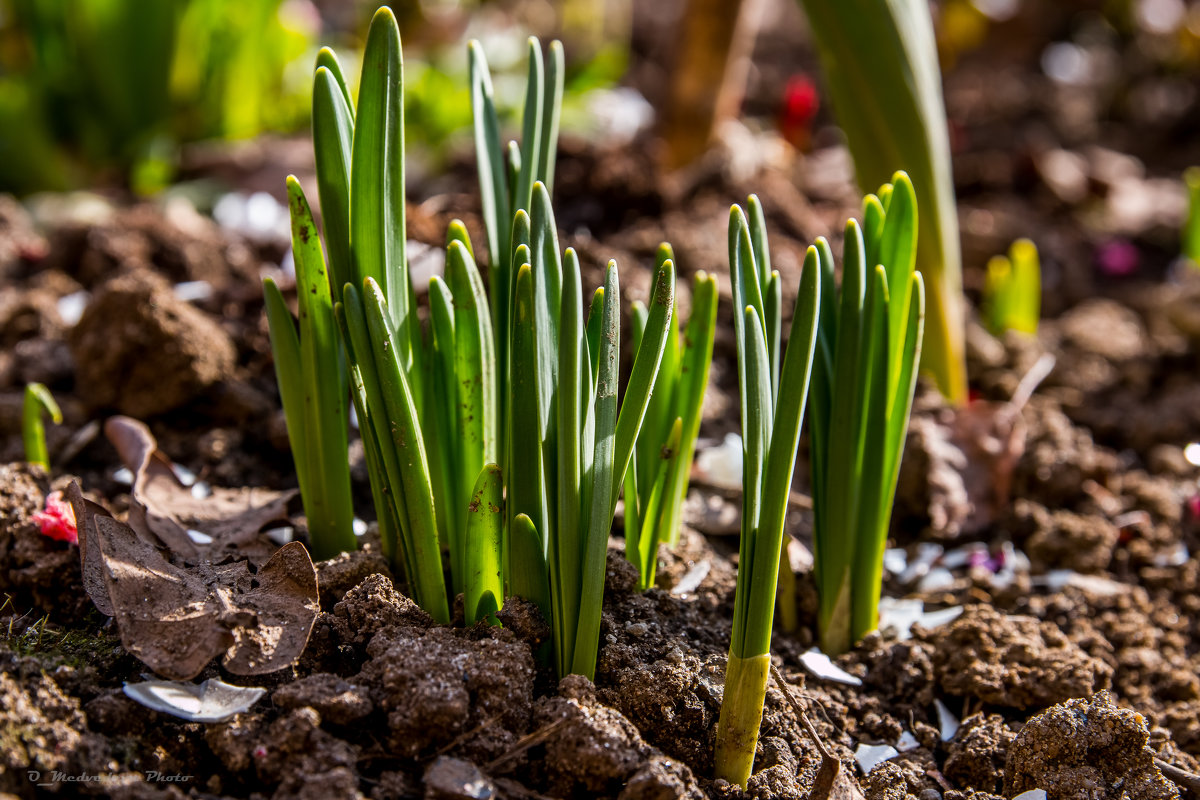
xmin=1004 ymin=691 xmax=1179 ymax=800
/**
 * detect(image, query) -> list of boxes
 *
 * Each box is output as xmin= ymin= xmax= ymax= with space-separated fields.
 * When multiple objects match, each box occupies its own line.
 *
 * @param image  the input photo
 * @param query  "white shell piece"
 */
xmin=670 ymin=560 xmax=710 ymax=596
xmin=854 ymin=743 xmax=898 ymax=774
xmin=123 ymin=678 xmax=264 ymax=723
xmin=1013 ymin=791 xmax=1048 ymax=800
xmin=935 ymin=698 xmax=960 ymax=741
xmin=800 ymin=648 xmax=862 ymax=686
xmin=895 ymin=731 xmax=920 ymax=752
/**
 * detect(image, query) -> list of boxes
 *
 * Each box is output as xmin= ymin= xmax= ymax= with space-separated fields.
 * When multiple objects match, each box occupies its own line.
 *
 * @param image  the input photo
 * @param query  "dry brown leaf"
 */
xmin=67 ymin=482 xmax=319 ymax=680
xmin=104 ymin=416 xmax=293 ymax=563
xmin=64 ymin=481 xmax=116 ymax=617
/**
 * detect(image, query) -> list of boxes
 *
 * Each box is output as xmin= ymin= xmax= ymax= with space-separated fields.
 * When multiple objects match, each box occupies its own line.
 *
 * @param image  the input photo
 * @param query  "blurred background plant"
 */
xmin=0 ymin=0 xmax=631 ymax=197
xmin=0 ymin=0 xmax=317 ymax=194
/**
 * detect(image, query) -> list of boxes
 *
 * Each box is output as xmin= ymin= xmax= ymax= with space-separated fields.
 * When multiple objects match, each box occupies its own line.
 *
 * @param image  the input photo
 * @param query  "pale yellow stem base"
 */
xmin=714 ymin=652 xmax=771 ymax=788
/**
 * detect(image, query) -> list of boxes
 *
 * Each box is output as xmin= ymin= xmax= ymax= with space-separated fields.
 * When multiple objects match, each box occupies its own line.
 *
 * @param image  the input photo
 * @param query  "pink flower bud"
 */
xmin=33 ymin=490 xmax=78 ymax=545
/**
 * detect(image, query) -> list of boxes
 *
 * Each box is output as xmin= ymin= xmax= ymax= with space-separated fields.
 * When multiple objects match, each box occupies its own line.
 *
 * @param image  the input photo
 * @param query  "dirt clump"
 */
xmin=314 ymin=545 xmax=391 ymax=610
xmin=0 ymin=669 xmax=106 ymax=796
xmin=359 ymin=623 xmax=535 ymax=761
xmin=1017 ymin=503 xmax=1120 ymax=573
xmin=329 ymin=573 xmax=433 ymax=647
xmin=943 ymin=713 xmax=1017 ymax=794
xmin=272 ymin=673 xmax=373 ymax=726
xmin=69 ymin=269 xmax=236 ymax=417
xmin=930 ymin=605 xmax=1113 ymax=708
xmin=250 ymin=707 xmax=362 ymax=800
xmin=533 ymin=674 xmax=704 ymax=799
xmin=1004 ymin=691 xmax=1179 ymax=800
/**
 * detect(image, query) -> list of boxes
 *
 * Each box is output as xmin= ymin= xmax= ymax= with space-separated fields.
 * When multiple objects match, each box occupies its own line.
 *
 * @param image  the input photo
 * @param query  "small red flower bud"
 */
xmin=33 ymin=490 xmax=78 ymax=545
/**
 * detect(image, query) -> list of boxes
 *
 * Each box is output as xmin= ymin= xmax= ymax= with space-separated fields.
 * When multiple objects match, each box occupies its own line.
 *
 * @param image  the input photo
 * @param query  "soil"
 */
xmin=5 ymin=3 xmax=1200 ymax=798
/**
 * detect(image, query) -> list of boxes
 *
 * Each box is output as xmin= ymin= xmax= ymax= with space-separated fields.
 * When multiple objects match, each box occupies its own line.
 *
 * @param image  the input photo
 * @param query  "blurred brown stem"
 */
xmin=659 ymin=0 xmax=764 ymax=169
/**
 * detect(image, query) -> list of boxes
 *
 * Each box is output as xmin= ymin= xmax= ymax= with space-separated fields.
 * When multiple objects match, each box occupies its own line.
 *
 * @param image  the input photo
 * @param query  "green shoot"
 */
xmin=983 ymin=238 xmax=1040 ymax=336
xmin=262 ymin=178 xmax=356 ymax=561
xmin=470 ymin=35 xmax=564 ymax=461
xmin=507 ymin=188 xmax=676 ymax=678
xmin=1183 ymin=167 xmax=1200 ymax=266
xmin=797 ymin=0 xmax=965 ymax=404
xmin=714 ymin=198 xmax=821 ymax=788
xmin=625 ymin=251 xmax=718 ymax=589
xmin=809 ymin=172 xmax=925 ymax=657
xmin=23 ymin=383 xmax=61 ymax=472
xmin=337 ymin=278 xmax=451 ymax=623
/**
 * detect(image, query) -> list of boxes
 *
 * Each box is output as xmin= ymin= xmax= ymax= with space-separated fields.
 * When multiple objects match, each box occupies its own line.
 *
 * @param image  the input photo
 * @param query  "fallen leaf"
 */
xmin=104 ymin=416 xmax=294 ymax=563
xmin=123 ymin=678 xmax=265 ymax=723
xmin=64 ymin=481 xmax=116 ymax=617
xmin=68 ymin=492 xmax=319 ymax=680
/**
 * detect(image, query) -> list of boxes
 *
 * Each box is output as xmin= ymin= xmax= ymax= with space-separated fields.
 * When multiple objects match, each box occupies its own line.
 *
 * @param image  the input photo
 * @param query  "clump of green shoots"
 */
xmin=268 ymin=9 xmax=677 ymax=681
xmin=624 ymin=248 xmax=717 ymax=589
xmin=23 ymin=383 xmax=61 ymax=471
xmin=505 ymin=187 xmax=676 ymax=678
xmin=983 ymin=238 xmax=1040 ymax=336
xmin=809 ymin=172 xmax=925 ymax=657
xmin=714 ymin=199 xmax=820 ymax=788
xmin=1182 ymin=167 xmax=1200 ymax=267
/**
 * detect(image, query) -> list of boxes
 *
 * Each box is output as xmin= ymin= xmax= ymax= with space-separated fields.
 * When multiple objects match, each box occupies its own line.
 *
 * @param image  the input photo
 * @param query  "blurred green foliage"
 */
xmin=0 ymin=0 xmax=316 ymax=194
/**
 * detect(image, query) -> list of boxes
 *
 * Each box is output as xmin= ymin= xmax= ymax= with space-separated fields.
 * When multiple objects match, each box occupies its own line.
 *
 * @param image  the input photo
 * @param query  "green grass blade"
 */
xmin=351 ymin=7 xmax=405 ymax=310
xmin=510 ymin=513 xmax=551 ymax=624
xmin=288 ymin=176 xmax=355 ymax=559
xmin=817 ymin=219 xmax=867 ymax=652
xmin=623 ymin=447 xmax=642 ymax=574
xmin=509 ymin=264 xmax=547 ymax=538
xmin=346 ymin=356 xmax=400 ymax=565
xmin=446 ymin=218 xmax=474 ymax=258
xmin=312 ymin=65 xmax=355 ymax=296
xmin=446 ymin=240 xmax=498 ymax=595
xmin=539 ymin=41 xmax=565 ymax=192
xmin=730 ymin=305 xmax=772 ymax=658
xmin=586 ymin=287 xmax=605 ymax=387
xmin=22 ymin=382 xmax=60 ymax=472
xmin=666 ymin=271 xmax=717 ymax=547
xmin=878 ymin=172 xmax=917 ymax=389
xmin=263 ymin=278 xmax=308 ymax=503
xmin=531 ymin=183 xmax=563 ymax=445
xmin=636 ymin=417 xmax=682 ymax=589
xmin=572 ymin=262 xmax=621 ymax=678
xmin=428 ymin=275 xmax=458 ymax=554
xmin=747 ymin=195 xmax=772 ymax=307
xmin=360 ymin=278 xmax=450 ymax=623
xmin=464 ymin=464 xmax=504 ymax=626
xmin=741 ymin=250 xmax=821 ymax=658
xmin=554 ymin=245 xmax=585 ymax=677
xmin=339 ymin=289 xmax=417 ymax=581
xmin=846 ymin=265 xmax=890 ymax=645
xmin=764 ymin=271 xmax=782 ymax=402
xmin=608 ymin=259 xmax=675 ymax=514
xmin=315 ymin=47 xmax=353 ymax=111
xmin=468 ymin=39 xmax=510 ymax=277
xmin=516 ymin=38 xmax=544 ymax=215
